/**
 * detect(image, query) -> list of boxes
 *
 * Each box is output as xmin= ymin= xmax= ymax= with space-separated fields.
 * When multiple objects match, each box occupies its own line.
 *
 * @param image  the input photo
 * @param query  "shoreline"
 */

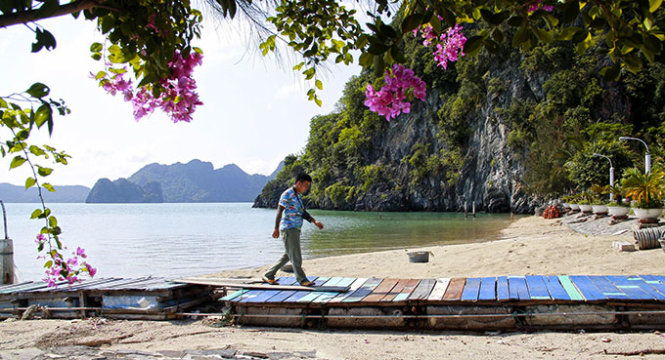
xmin=3 ymin=214 xmax=665 ymax=360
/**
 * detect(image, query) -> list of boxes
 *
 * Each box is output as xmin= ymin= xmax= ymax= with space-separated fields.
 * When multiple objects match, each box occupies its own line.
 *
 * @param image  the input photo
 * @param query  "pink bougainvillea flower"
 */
xmin=364 ymin=64 xmax=427 ymax=121
xmin=528 ymin=1 xmax=554 ymax=14
xmin=433 ymin=24 xmax=466 ymax=70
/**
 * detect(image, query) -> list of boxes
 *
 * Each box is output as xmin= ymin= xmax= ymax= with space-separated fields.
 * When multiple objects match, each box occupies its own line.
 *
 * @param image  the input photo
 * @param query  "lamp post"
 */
xmin=592 ymin=153 xmax=614 ymax=201
xmin=619 ymin=136 xmax=651 ymax=174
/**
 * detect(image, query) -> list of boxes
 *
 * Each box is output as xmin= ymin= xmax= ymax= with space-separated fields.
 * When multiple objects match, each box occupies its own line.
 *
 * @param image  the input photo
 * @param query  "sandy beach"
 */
xmin=3 ymin=214 xmax=665 ymax=359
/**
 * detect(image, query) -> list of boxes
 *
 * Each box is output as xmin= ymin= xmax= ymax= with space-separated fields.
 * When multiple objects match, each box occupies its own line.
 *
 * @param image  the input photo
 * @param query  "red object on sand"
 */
xmin=543 ymin=205 xmax=561 ymax=219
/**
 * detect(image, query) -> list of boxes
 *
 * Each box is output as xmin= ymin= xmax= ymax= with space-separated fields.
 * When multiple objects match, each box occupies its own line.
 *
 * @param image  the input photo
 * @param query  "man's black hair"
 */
xmin=296 ymin=173 xmax=312 ymax=183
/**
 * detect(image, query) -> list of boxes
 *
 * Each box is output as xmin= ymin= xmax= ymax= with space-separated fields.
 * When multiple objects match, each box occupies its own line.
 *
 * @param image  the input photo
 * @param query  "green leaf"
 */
xmin=26 ymin=83 xmax=50 ymax=98
xmin=90 ymin=42 xmax=103 ymax=52
xmin=464 ymin=35 xmax=485 ymax=55
xmin=558 ymin=27 xmax=580 ymax=41
xmin=512 ymin=26 xmax=528 ymax=47
xmin=650 ymin=0 xmax=663 ymax=12
xmin=10 ymin=156 xmax=26 ymax=169
xmin=600 ymin=65 xmax=620 ymax=81
xmin=563 ymin=0 xmax=580 ymax=23
xmin=315 ymin=79 xmax=323 ymax=90
xmin=48 ymin=216 xmax=58 ymax=227
xmin=29 ymin=145 xmax=46 ymax=156
xmin=44 ymin=260 xmax=53 ymax=268
xmin=31 ymin=28 xmax=57 ymax=53
xmin=37 ymin=166 xmax=53 ymax=177
xmin=25 ymin=177 xmax=36 ymax=189
xmin=507 ymin=16 xmax=524 ymax=27
xmin=43 ymin=183 xmax=55 ymax=192
xmin=368 ymin=43 xmax=389 ymax=55
xmin=35 ymin=104 xmax=51 ymax=128
xmin=30 ymin=209 xmax=43 ymax=219
xmin=401 ymin=13 xmax=423 ymax=34
xmin=390 ymin=46 xmax=407 ymax=63
xmin=572 ymin=29 xmax=589 ymax=43
xmin=359 ymin=52 xmax=373 ymax=68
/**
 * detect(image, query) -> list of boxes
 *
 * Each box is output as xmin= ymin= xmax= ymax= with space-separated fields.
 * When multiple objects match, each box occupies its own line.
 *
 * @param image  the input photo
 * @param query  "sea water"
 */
xmin=2 ymin=203 xmax=516 ymax=281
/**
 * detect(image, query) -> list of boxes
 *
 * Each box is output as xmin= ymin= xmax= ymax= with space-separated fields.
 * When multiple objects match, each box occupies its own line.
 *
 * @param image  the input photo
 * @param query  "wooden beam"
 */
xmin=174 ymin=278 xmax=349 ymax=292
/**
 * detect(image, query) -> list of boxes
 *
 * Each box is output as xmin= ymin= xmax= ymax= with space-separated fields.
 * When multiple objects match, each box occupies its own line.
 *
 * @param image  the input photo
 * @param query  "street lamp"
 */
xmin=619 ymin=136 xmax=651 ymax=174
xmin=592 ymin=153 xmax=614 ymax=201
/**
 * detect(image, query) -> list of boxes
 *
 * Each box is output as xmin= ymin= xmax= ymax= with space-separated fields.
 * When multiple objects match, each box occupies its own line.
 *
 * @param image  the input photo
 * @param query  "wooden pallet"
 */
xmin=221 ymin=275 xmax=665 ymax=330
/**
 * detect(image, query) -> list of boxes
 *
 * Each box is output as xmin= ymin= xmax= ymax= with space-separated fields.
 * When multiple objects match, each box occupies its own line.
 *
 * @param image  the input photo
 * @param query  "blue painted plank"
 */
xmin=606 ymin=276 xmax=656 ymax=300
xmin=508 ymin=277 xmax=529 ymax=300
xmin=544 ymin=276 xmax=570 ymax=301
xmin=526 ymin=276 xmax=551 ymax=300
xmin=570 ymin=276 xmax=605 ymax=301
xmin=343 ymin=278 xmax=383 ymax=302
xmin=276 ymin=277 xmax=298 ymax=285
xmin=589 ymin=276 xmax=628 ymax=300
xmin=461 ymin=278 xmax=481 ymax=301
xmin=265 ymin=290 xmax=297 ymax=303
xmin=478 ymin=277 xmax=496 ymax=301
xmin=239 ymin=289 xmax=282 ymax=303
xmin=496 ymin=276 xmax=510 ymax=301
xmin=220 ymin=289 xmax=248 ymax=302
xmin=638 ymin=275 xmax=665 ymax=299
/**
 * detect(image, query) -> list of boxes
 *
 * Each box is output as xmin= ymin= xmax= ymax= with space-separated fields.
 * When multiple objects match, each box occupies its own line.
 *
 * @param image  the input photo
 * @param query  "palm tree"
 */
xmin=622 ymin=167 xmax=665 ymax=208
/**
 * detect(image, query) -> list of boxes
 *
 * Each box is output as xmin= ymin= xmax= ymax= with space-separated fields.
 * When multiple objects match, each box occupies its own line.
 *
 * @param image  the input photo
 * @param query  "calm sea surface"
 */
xmin=2 ymin=203 xmax=516 ymax=281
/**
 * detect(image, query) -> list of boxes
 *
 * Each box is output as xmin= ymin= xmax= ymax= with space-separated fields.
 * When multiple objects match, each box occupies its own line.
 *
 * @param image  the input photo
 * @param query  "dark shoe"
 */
xmin=300 ymin=281 xmax=314 ymax=287
xmin=262 ymin=277 xmax=278 ymax=285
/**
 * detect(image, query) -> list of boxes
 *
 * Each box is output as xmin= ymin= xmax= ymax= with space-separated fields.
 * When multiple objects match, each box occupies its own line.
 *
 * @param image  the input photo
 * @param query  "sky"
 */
xmin=0 ymin=7 xmax=361 ymax=188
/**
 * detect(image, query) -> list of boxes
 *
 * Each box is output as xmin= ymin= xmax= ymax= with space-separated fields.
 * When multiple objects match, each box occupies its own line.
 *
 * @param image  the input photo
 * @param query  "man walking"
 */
xmin=263 ymin=173 xmax=324 ymax=286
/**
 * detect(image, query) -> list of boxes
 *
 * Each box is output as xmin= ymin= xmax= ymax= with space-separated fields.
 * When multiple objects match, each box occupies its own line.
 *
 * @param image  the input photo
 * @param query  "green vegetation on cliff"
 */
xmin=256 ymin=22 xmax=665 ymax=213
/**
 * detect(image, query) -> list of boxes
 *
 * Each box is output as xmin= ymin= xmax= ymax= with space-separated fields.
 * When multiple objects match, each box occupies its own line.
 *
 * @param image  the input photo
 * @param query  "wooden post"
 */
xmin=464 ymin=201 xmax=468 ymax=218
xmin=1 ymin=238 xmax=14 ymax=285
xmin=472 ymin=202 xmax=476 ymax=217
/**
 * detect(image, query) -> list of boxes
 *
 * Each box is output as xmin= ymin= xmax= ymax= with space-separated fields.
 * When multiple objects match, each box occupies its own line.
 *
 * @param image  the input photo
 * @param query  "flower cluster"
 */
xmin=416 ymin=24 xmax=467 ymax=70
xmin=95 ymin=51 xmax=203 ymax=123
xmin=528 ymin=1 xmax=554 ymax=13
xmin=36 ymin=234 xmax=96 ymax=287
xmin=364 ymin=64 xmax=427 ymax=121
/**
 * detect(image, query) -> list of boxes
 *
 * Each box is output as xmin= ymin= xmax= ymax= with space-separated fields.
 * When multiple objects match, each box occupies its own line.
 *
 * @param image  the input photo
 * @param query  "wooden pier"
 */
xmin=0 ymin=277 xmax=215 ymax=320
xmin=220 ymin=275 xmax=665 ymax=331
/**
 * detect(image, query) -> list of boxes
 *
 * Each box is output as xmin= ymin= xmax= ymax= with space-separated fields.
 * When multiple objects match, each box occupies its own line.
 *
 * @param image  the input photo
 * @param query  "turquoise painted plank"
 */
xmin=526 ymin=276 xmax=551 ymax=300
xmin=508 ymin=277 xmax=529 ymax=300
xmin=478 ymin=277 xmax=497 ymax=301
xmin=544 ymin=276 xmax=570 ymax=301
xmin=461 ymin=278 xmax=482 ymax=301
xmin=220 ymin=289 xmax=249 ymax=302
xmin=284 ymin=277 xmax=329 ymax=304
xmin=334 ymin=277 xmax=357 ymax=288
xmin=607 ymin=276 xmax=656 ymax=300
xmin=589 ymin=276 xmax=628 ymax=299
xmin=638 ymin=275 xmax=665 ymax=299
xmin=558 ymin=276 xmax=584 ymax=301
xmin=343 ymin=278 xmax=383 ymax=302
xmin=496 ymin=276 xmax=510 ymax=301
xmin=262 ymin=276 xmax=318 ymax=303
xmin=570 ymin=276 xmax=605 ymax=301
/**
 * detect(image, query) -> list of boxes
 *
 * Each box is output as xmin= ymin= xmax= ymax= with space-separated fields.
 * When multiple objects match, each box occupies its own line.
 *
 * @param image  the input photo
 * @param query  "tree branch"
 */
xmin=0 ymin=0 xmax=107 ymax=28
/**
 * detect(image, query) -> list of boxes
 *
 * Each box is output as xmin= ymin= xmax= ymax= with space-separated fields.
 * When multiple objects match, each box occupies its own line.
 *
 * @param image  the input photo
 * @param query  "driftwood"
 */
xmin=602 ymin=348 xmax=665 ymax=356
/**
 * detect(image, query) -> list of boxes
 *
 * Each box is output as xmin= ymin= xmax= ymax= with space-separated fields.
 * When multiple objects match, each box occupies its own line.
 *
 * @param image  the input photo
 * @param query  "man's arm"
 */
xmin=303 ymin=210 xmax=324 ymax=230
xmin=272 ymin=205 xmax=285 ymax=238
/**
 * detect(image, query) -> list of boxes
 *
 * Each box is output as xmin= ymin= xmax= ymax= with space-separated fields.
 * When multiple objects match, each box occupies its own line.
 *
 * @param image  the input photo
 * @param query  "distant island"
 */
xmin=85 ymin=160 xmax=281 ymax=203
xmin=0 ymin=160 xmax=282 ymax=203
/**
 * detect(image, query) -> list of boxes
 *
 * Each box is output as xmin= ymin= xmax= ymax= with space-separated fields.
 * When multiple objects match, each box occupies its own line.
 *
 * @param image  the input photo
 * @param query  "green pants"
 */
xmin=265 ymin=228 xmax=308 ymax=284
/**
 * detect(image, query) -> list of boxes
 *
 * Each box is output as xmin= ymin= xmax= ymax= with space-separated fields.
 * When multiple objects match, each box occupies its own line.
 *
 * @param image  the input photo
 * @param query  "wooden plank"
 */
xmin=496 ymin=276 xmax=510 ymax=301
xmin=220 ymin=289 xmax=249 ymax=302
xmin=508 ymin=276 xmax=529 ymax=301
xmin=328 ymin=278 xmax=367 ymax=303
xmin=174 ymin=277 xmax=348 ymax=292
xmin=296 ymin=277 xmax=335 ymax=303
xmin=362 ymin=279 xmax=399 ymax=303
xmin=589 ymin=276 xmax=628 ymax=299
xmin=409 ymin=279 xmax=436 ymax=301
xmin=570 ymin=276 xmax=605 ymax=301
xmin=461 ymin=278 xmax=482 ymax=301
xmin=380 ymin=279 xmax=408 ymax=302
xmin=238 ymin=289 xmax=283 ymax=303
xmin=343 ymin=278 xmax=382 ymax=303
xmin=606 ymin=276 xmax=656 ymax=300
xmin=478 ymin=277 xmax=497 ymax=301
xmin=639 ymin=275 xmax=665 ymax=299
xmin=543 ymin=276 xmax=570 ymax=301
xmin=557 ymin=276 xmax=584 ymax=301
xmin=312 ymin=278 xmax=356 ymax=304
xmin=264 ymin=290 xmax=297 ymax=303
xmin=393 ymin=279 xmax=420 ymax=302
xmin=442 ymin=278 xmax=466 ymax=301
xmin=427 ymin=278 xmax=450 ymax=301
xmin=525 ymin=276 xmax=551 ymax=300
